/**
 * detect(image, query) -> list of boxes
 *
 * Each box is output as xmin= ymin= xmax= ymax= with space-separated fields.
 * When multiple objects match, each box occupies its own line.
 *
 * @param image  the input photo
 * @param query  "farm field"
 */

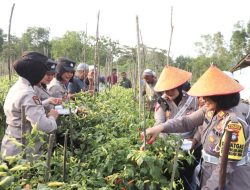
xmin=0 ymin=77 xmax=191 ymax=189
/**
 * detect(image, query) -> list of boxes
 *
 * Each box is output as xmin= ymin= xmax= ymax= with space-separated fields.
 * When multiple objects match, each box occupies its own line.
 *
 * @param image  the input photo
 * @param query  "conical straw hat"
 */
xmin=154 ymin=66 xmax=192 ymax=92
xmin=188 ymin=65 xmax=244 ymax=97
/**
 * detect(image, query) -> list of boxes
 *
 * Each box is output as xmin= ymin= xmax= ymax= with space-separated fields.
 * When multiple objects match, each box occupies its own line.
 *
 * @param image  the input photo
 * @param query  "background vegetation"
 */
xmin=0 ymin=20 xmax=250 ymax=83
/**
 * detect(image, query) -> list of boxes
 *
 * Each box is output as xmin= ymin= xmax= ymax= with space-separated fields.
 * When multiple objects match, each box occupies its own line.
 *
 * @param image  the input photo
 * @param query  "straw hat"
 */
xmin=154 ymin=66 xmax=192 ymax=92
xmin=188 ymin=65 xmax=244 ymax=97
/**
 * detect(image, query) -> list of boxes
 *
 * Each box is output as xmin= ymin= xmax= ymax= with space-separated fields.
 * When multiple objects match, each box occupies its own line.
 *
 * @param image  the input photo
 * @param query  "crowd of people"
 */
xmin=1 ymin=51 xmax=250 ymax=190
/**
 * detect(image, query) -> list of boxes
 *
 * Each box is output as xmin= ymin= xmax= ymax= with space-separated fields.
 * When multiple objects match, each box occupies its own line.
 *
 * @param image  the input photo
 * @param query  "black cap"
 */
xmin=45 ymin=59 xmax=57 ymax=74
xmin=57 ymin=57 xmax=76 ymax=73
xmin=13 ymin=52 xmax=48 ymax=86
xmin=56 ymin=57 xmax=76 ymax=82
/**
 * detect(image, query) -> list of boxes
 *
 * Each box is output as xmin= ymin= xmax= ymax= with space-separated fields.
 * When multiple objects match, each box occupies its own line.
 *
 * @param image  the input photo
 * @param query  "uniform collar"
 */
xmin=19 ymin=77 xmax=31 ymax=86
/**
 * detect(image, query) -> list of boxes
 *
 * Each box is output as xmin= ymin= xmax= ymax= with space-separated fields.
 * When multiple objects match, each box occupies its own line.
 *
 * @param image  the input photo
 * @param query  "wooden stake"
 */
xmin=63 ymin=130 xmax=69 ymax=182
xmin=167 ymin=6 xmax=174 ymax=66
xmin=44 ymin=134 xmax=55 ymax=182
xmin=8 ymin=3 xmax=15 ymax=82
xmin=21 ymin=105 xmax=26 ymax=158
xmin=69 ymin=107 xmax=74 ymax=153
xmin=219 ymin=129 xmax=233 ymax=190
xmin=94 ymin=10 xmax=100 ymax=95
xmin=136 ymin=15 xmax=146 ymax=149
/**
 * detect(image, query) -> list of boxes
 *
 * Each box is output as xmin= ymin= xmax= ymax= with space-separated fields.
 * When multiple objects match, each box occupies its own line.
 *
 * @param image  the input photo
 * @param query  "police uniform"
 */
xmin=47 ymin=78 xmax=68 ymax=99
xmin=153 ymin=66 xmax=200 ymax=190
xmin=47 ymin=57 xmax=76 ymax=99
xmin=34 ymin=85 xmax=54 ymax=113
xmin=160 ymin=65 xmax=250 ymax=190
xmin=1 ymin=52 xmax=57 ymax=156
xmin=162 ymin=103 xmax=250 ymax=190
xmin=34 ymin=59 xmax=57 ymax=113
xmin=155 ymin=91 xmax=198 ymax=125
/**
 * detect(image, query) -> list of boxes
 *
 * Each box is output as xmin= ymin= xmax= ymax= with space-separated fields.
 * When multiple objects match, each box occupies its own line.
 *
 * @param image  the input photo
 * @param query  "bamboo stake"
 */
xmin=136 ymin=16 xmax=146 ymax=149
xmin=136 ymin=16 xmax=142 ymax=115
xmin=166 ymin=7 xmax=179 ymax=190
xmin=167 ymin=6 xmax=174 ymax=66
xmin=94 ymin=10 xmax=100 ymax=95
xmin=63 ymin=130 xmax=69 ymax=182
xmin=219 ymin=129 xmax=233 ymax=190
xmin=21 ymin=105 xmax=26 ymax=158
xmin=140 ymin=30 xmax=147 ymax=71
xmin=69 ymin=107 xmax=74 ymax=153
xmin=44 ymin=134 xmax=55 ymax=182
xmin=8 ymin=3 xmax=15 ymax=82
xmin=133 ymin=48 xmax=137 ymax=109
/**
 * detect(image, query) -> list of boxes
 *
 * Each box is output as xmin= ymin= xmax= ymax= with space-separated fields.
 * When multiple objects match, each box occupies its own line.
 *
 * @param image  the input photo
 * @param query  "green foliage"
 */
xmin=0 ymin=29 xmax=5 ymax=53
xmin=21 ymin=27 xmax=50 ymax=54
xmin=0 ymin=86 xmax=191 ymax=189
xmin=50 ymin=31 xmax=84 ymax=61
xmin=0 ymin=75 xmax=17 ymax=140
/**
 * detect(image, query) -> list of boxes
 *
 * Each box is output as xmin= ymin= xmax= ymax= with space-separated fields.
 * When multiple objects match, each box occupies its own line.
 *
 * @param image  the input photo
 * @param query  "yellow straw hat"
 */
xmin=188 ymin=65 xmax=244 ymax=97
xmin=154 ymin=66 xmax=192 ymax=92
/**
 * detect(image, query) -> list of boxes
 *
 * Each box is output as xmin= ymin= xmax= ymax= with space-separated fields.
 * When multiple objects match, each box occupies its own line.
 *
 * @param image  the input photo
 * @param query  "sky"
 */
xmin=1 ymin=0 xmax=250 ymax=58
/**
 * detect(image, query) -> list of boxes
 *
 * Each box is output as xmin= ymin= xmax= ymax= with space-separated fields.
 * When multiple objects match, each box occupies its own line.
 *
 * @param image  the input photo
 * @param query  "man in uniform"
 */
xmin=1 ymin=52 xmax=58 ymax=157
xmin=142 ymin=65 xmax=250 ymax=190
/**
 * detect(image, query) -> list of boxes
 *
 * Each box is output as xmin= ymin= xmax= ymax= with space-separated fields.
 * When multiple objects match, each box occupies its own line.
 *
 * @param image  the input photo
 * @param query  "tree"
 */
xmin=0 ymin=28 xmax=6 ymax=53
xmin=21 ymin=27 xmax=50 ymax=55
xmin=175 ymin=55 xmax=193 ymax=71
xmin=230 ymin=21 xmax=249 ymax=63
xmin=51 ymin=31 xmax=84 ymax=62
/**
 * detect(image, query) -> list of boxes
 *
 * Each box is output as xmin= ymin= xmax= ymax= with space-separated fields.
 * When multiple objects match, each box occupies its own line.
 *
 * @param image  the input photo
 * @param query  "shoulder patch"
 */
xmin=219 ymin=120 xmax=245 ymax=160
xmin=32 ymin=96 xmax=42 ymax=105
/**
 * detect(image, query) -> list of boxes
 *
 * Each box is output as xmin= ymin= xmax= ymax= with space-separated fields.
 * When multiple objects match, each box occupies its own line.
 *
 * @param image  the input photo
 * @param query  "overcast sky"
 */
xmin=1 ymin=0 xmax=249 ymax=58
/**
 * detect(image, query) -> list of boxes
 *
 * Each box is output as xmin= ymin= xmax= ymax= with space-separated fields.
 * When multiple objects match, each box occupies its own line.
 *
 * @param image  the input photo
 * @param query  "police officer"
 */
xmin=1 ymin=52 xmax=58 ymax=157
xmin=153 ymin=66 xmax=199 ymax=190
xmin=142 ymin=65 xmax=250 ymax=190
xmin=47 ymin=57 xmax=76 ymax=100
xmin=154 ymin=66 xmax=198 ymax=127
xmin=34 ymin=59 xmax=62 ymax=113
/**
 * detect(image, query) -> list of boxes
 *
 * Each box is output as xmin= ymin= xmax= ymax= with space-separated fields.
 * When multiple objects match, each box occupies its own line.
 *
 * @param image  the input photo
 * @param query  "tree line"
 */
xmin=0 ymin=20 xmax=250 ymax=83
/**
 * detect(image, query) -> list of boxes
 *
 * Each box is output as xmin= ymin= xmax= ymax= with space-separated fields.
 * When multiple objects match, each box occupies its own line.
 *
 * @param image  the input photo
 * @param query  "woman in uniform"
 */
xmin=152 ymin=66 xmax=200 ymax=190
xmin=34 ymin=59 xmax=62 ymax=113
xmin=142 ymin=65 xmax=250 ymax=190
xmin=47 ymin=57 xmax=76 ymax=100
xmin=1 ymin=52 xmax=58 ymax=157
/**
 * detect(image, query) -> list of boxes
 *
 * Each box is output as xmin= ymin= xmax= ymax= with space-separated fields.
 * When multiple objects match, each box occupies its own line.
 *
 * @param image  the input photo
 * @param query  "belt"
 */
xmin=202 ymin=150 xmax=247 ymax=166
